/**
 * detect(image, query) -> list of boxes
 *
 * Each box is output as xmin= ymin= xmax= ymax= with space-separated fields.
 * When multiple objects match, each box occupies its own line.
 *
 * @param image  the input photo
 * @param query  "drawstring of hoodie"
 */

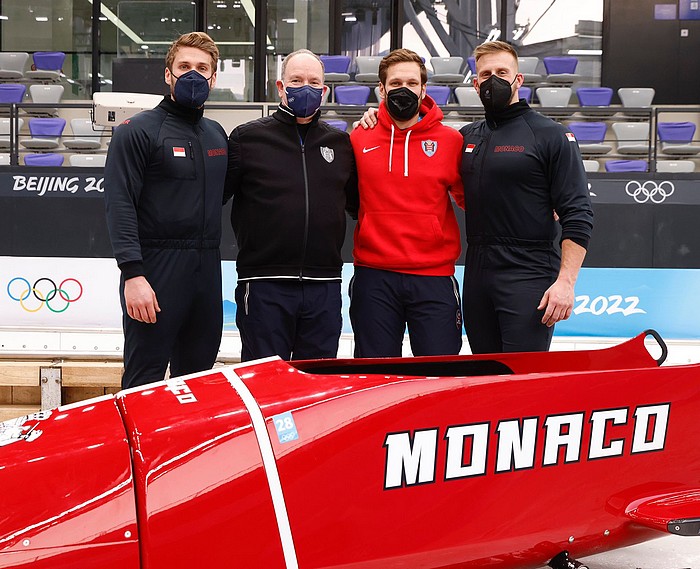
xmin=389 ymin=125 xmax=395 ymax=173
xmin=387 ymin=124 xmax=412 ymax=177
xmin=403 ymin=130 xmax=411 ymax=177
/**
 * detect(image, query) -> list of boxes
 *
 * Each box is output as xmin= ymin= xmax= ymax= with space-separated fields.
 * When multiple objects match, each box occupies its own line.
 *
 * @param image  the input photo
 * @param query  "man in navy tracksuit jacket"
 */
xmin=104 ymin=33 xmax=228 ymax=388
xmin=460 ymin=41 xmax=593 ymax=353
xmin=224 ymin=49 xmax=357 ymax=362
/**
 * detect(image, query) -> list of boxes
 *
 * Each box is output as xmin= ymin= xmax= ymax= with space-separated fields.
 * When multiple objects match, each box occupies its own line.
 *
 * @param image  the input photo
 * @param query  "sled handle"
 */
xmin=643 ymin=329 xmax=668 ymax=366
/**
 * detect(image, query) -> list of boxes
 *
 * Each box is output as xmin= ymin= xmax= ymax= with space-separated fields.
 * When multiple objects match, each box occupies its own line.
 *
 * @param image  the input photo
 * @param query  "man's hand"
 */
xmin=537 ymin=278 xmax=574 ymax=327
xmin=354 ymin=107 xmax=379 ymax=130
xmin=124 ymin=276 xmax=160 ymax=323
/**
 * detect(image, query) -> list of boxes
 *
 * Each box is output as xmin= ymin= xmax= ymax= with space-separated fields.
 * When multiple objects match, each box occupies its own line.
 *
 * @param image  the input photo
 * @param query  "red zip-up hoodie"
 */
xmin=350 ymin=95 xmax=464 ymax=276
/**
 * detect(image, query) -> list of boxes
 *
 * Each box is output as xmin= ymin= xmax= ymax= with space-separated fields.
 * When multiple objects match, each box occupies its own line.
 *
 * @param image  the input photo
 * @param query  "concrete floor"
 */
xmin=536 ymin=535 xmax=700 ymax=568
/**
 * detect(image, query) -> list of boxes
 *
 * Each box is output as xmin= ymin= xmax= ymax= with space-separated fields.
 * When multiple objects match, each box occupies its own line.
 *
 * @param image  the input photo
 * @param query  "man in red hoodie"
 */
xmin=349 ymin=48 xmax=464 ymax=358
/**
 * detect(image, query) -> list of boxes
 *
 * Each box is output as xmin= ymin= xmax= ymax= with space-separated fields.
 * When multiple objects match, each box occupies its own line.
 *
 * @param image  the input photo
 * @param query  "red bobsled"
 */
xmin=0 ymin=330 xmax=698 ymax=569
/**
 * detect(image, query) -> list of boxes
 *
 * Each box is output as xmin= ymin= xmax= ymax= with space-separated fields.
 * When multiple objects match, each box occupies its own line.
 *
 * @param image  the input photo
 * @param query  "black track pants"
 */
xmin=235 ymin=280 xmax=342 ymax=362
xmin=120 ymin=248 xmax=223 ymax=389
xmin=349 ymin=266 xmax=463 ymax=358
xmin=462 ymin=244 xmax=557 ymax=354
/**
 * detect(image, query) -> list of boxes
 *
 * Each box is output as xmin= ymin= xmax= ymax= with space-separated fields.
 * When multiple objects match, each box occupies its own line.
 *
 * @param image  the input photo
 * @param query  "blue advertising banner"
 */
xmin=223 ymin=263 xmax=700 ymax=340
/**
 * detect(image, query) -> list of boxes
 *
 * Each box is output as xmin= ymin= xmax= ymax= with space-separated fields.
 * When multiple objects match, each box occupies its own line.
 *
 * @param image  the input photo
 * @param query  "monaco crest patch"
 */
xmin=422 ymin=140 xmax=437 ymax=157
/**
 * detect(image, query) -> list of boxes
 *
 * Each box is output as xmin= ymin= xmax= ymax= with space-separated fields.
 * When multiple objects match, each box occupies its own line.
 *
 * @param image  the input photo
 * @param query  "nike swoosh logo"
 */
xmin=362 ymin=146 xmax=380 ymax=153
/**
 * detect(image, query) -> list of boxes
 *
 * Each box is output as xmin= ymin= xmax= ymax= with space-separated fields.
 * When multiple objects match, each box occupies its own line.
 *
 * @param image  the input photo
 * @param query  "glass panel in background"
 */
xmin=339 ymin=0 xmax=392 ymax=58
xmin=100 ymin=0 xmax=196 ymax=95
xmin=207 ymin=0 xmax=255 ymax=102
xmin=513 ymin=0 xmax=603 ymax=88
xmin=400 ymin=0 xmax=483 ymax=83
xmin=0 ymin=0 xmax=94 ymax=99
xmin=265 ymin=0 xmax=330 ymax=102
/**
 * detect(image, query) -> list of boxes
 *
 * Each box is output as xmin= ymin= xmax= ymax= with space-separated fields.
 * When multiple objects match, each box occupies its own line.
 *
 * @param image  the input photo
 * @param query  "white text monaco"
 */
xmin=383 ymin=403 xmax=669 ymax=489
xmin=12 ymin=175 xmax=104 ymax=196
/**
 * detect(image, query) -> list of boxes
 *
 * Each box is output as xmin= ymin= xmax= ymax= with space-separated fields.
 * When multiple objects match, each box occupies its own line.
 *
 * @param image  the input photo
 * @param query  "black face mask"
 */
xmin=478 ymin=75 xmax=516 ymax=114
xmin=385 ymin=86 xmax=420 ymax=121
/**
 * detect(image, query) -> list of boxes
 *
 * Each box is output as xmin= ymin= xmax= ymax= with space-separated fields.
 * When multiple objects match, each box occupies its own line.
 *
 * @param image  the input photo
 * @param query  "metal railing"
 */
xmin=0 ymin=101 xmax=698 ymax=173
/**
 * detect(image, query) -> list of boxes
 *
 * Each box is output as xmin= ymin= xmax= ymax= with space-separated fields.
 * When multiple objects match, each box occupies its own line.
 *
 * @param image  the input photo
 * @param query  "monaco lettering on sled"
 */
xmin=0 ymin=330 xmax=699 ymax=569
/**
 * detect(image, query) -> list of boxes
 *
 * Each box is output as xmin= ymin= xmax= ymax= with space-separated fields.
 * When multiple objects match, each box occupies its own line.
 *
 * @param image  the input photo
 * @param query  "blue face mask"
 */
xmin=172 ymin=69 xmax=212 ymax=108
xmin=285 ymin=85 xmax=323 ymax=118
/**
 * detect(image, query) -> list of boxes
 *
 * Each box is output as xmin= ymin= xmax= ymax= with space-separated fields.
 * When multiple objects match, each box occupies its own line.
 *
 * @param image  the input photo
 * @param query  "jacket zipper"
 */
xmin=299 ymin=130 xmax=310 ymax=281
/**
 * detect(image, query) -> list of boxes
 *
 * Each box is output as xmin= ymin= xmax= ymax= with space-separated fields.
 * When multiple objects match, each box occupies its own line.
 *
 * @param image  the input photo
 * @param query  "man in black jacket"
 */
xmin=460 ymin=41 xmax=594 ymax=353
xmin=104 ymin=32 xmax=228 ymax=388
xmin=224 ymin=49 xmax=357 ymax=361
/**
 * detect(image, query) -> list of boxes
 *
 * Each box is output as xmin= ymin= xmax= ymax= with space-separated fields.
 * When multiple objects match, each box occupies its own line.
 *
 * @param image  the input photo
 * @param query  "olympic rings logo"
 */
xmin=7 ymin=277 xmax=83 ymax=313
xmin=625 ymin=180 xmax=675 ymax=204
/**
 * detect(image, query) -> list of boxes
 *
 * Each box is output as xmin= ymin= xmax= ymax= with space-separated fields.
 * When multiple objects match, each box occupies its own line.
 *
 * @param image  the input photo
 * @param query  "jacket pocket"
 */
xmin=161 ymin=137 xmax=197 ymax=180
xmin=461 ymin=134 xmax=486 ymax=174
xmin=356 ymin=212 xmax=446 ymax=269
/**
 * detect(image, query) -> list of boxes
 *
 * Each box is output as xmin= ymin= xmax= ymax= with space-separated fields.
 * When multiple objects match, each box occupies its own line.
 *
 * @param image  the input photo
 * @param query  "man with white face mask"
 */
xmin=224 ymin=49 xmax=358 ymax=362
xmin=104 ymin=32 xmax=228 ymax=388
xmin=461 ymin=41 xmax=593 ymax=353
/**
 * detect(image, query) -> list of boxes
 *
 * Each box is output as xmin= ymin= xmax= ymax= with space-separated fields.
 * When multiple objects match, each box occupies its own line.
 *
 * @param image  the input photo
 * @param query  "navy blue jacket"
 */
xmin=460 ymin=100 xmax=593 ymax=250
xmin=224 ymin=105 xmax=358 ymax=281
xmin=104 ymin=97 xmax=228 ymax=279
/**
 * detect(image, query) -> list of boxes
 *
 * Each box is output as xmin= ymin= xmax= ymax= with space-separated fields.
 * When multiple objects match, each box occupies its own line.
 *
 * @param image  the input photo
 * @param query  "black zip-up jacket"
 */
xmin=460 ymin=100 xmax=593 ymax=251
xmin=104 ymin=97 xmax=228 ymax=279
xmin=224 ymin=105 xmax=358 ymax=281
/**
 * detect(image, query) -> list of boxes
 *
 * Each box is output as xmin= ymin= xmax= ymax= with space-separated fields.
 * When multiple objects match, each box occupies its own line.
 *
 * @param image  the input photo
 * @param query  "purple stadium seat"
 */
xmin=426 ymin=85 xmax=451 ymax=106
xmin=25 ymin=51 xmax=65 ymax=81
xmin=605 ymin=159 xmax=648 ymax=173
xmin=543 ymin=56 xmax=578 ymax=75
xmin=21 ymin=117 xmax=66 ymax=150
xmin=577 ymin=87 xmax=613 ymax=106
xmin=519 ymin=86 xmax=532 ymax=102
xmin=657 ymin=121 xmax=696 ymax=143
xmin=320 ymin=55 xmax=351 ymax=83
xmin=543 ymin=56 xmax=580 ymax=85
xmin=0 ymin=83 xmax=26 ymax=105
xmin=24 ymin=153 xmax=64 ymax=166
xmin=323 ymin=119 xmax=348 ymax=132
xmin=576 ymin=87 xmax=615 ymax=117
xmin=568 ymin=122 xmax=612 ymax=155
xmin=334 ymin=85 xmax=370 ymax=105
xmin=657 ymin=122 xmax=700 ymax=155
xmin=467 ymin=56 xmax=476 ymax=75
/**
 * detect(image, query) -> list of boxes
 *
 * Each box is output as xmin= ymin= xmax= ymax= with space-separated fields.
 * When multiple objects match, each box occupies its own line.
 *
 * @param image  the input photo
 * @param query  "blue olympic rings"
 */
xmin=7 ymin=277 xmax=83 ymax=313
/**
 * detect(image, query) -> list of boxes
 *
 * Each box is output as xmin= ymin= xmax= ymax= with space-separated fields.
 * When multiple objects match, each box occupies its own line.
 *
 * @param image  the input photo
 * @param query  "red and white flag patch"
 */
xmin=173 ymin=146 xmax=187 ymax=158
xmin=566 ymin=132 xmax=576 ymax=142
xmin=465 ymin=143 xmax=476 ymax=153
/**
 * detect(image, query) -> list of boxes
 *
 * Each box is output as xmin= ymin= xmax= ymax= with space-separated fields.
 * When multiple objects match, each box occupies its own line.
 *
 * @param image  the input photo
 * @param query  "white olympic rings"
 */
xmin=625 ymin=180 xmax=675 ymax=204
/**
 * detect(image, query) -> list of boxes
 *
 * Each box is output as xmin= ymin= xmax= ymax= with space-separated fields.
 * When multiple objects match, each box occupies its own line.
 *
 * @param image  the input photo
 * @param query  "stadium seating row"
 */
xmin=326 ymin=84 xmax=655 ymax=114
xmin=0 ymin=83 xmax=65 ymax=116
xmin=0 ymin=153 xmax=106 ymax=167
xmin=322 ymin=54 xmax=587 ymax=87
xmin=0 ymin=117 xmax=106 ymax=151
xmin=0 ymin=51 xmax=64 ymax=82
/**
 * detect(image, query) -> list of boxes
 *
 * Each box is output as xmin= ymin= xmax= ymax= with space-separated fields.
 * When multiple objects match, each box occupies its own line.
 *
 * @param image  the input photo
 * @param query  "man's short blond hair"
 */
xmin=166 ymin=32 xmax=219 ymax=72
xmin=473 ymin=41 xmax=519 ymax=66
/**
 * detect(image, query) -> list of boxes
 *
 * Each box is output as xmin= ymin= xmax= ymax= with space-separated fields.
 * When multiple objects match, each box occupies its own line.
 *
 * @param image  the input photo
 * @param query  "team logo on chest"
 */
xmin=320 ymin=146 xmax=335 ymax=163
xmin=422 ymin=140 xmax=437 ymax=157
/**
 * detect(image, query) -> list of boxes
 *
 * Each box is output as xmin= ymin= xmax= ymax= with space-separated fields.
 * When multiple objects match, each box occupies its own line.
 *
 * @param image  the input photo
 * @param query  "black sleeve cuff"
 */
xmin=561 ymin=234 xmax=590 ymax=250
xmin=119 ymin=261 xmax=145 ymax=280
